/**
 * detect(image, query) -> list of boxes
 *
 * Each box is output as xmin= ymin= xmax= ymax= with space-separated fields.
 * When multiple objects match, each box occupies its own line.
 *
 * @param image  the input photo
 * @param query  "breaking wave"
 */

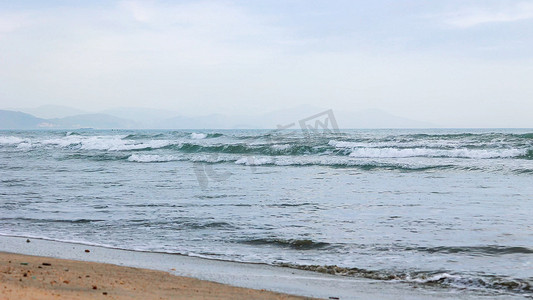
xmin=347 ymin=147 xmax=526 ymax=159
xmin=276 ymin=263 xmax=532 ymax=294
xmin=1 ymin=133 xmax=531 ymax=160
xmin=411 ymin=245 xmax=533 ymax=255
xmin=127 ymin=154 xmax=183 ymax=163
xmin=241 ymin=238 xmax=332 ymax=250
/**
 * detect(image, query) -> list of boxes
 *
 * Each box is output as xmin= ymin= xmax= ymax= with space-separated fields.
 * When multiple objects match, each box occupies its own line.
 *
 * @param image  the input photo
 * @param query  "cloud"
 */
xmin=119 ymin=1 xmax=155 ymax=23
xmin=443 ymin=2 xmax=533 ymax=28
xmin=1 ymin=1 xmax=291 ymax=74
xmin=0 ymin=12 xmax=33 ymax=38
xmin=1 ymin=1 xmax=533 ymax=127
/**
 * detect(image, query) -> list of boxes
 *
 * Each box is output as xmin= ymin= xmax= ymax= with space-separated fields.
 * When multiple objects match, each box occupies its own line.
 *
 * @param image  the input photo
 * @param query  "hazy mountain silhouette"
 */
xmin=14 ymin=105 xmax=88 ymax=119
xmin=99 ymin=107 xmax=180 ymax=127
xmin=0 ymin=110 xmax=48 ymax=129
xmin=0 ymin=110 xmax=137 ymax=129
xmin=156 ymin=105 xmax=435 ymax=129
xmin=0 ymin=105 xmax=436 ymax=129
xmin=49 ymin=114 xmax=138 ymax=129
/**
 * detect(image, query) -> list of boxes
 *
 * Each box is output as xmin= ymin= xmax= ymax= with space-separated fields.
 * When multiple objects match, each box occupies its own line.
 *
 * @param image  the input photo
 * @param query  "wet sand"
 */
xmin=0 ymin=235 xmax=513 ymax=300
xmin=0 ymin=252 xmax=312 ymax=300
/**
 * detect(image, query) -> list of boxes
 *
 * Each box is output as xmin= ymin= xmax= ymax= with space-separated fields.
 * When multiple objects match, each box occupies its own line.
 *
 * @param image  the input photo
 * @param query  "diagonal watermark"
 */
xmin=193 ymin=109 xmax=340 ymax=189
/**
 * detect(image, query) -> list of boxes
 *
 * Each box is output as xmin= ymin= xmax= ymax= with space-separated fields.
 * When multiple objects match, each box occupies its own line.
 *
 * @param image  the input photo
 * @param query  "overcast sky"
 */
xmin=1 ymin=0 xmax=532 ymax=127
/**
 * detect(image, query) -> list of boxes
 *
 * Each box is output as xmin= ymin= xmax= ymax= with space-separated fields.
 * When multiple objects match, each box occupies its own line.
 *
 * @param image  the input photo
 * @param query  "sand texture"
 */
xmin=0 ymin=252 xmax=315 ymax=300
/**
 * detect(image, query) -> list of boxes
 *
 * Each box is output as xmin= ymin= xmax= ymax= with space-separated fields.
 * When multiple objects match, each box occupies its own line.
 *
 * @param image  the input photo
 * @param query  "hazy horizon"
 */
xmin=1 ymin=1 xmax=533 ymax=127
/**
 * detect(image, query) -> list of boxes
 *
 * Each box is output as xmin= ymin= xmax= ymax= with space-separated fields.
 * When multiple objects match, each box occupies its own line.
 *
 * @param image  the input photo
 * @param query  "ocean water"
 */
xmin=1 ymin=129 xmax=532 ymax=297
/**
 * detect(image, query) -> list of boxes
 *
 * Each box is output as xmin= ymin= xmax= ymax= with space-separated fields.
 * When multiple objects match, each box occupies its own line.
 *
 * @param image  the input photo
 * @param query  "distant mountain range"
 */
xmin=0 ymin=110 xmax=136 ymax=129
xmin=0 ymin=105 xmax=435 ymax=129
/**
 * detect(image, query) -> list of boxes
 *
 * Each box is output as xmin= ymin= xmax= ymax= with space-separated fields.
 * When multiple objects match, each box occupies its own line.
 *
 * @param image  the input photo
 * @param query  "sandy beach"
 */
xmin=1 ymin=251 xmax=312 ymax=300
xmin=0 ymin=235 xmax=515 ymax=300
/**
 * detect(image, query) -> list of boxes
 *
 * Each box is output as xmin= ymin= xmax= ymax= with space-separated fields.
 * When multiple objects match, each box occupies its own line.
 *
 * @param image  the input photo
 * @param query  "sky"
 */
xmin=1 ymin=0 xmax=532 ymax=127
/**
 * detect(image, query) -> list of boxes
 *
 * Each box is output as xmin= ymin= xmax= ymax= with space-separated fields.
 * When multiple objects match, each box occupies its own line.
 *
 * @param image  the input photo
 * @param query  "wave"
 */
xmin=235 ymin=157 xmax=273 ymax=166
xmin=402 ymin=132 xmax=533 ymax=140
xmin=516 ymin=133 xmax=533 ymax=139
xmin=206 ymin=133 xmax=224 ymax=138
xmin=0 ymin=136 xmax=323 ymax=155
xmin=128 ymin=154 xmax=182 ymax=163
xmin=79 ymin=139 xmax=172 ymax=151
xmin=123 ymin=133 xmax=166 ymax=139
xmin=403 ymin=272 xmax=531 ymax=293
xmin=329 ymin=140 xmax=529 ymax=159
xmin=189 ymin=132 xmax=224 ymax=139
xmin=348 ymin=147 xmax=527 ymax=159
xmin=108 ymin=153 xmax=474 ymax=172
xmin=277 ymin=263 xmax=531 ymax=294
xmin=521 ymin=149 xmax=533 ymax=159
xmin=241 ymin=238 xmax=331 ymax=250
xmin=190 ymin=133 xmax=207 ymax=139
xmin=181 ymin=221 xmax=234 ymax=229
xmin=233 ymin=156 xmax=458 ymax=170
xmin=0 ymin=217 xmax=104 ymax=223
xmin=167 ymin=142 xmax=325 ymax=156
xmin=0 ymin=136 xmax=28 ymax=144
xmin=411 ymin=245 xmax=533 ymax=255
xmin=2 ymin=133 xmax=532 ymax=163
xmin=3 ymin=135 xmax=173 ymax=151
xmin=59 ymin=153 xmax=131 ymax=162
xmin=2 ymin=231 xmax=530 ymax=295
xmin=1 ymin=217 xmax=237 ymax=231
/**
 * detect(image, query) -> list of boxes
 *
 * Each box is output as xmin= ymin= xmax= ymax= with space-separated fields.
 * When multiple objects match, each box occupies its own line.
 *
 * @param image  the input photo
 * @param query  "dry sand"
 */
xmin=0 ymin=252 xmax=316 ymax=300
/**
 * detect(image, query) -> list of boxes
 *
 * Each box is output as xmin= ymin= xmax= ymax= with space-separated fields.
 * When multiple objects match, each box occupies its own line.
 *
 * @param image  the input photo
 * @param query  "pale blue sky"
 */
xmin=1 ymin=1 xmax=532 ymax=127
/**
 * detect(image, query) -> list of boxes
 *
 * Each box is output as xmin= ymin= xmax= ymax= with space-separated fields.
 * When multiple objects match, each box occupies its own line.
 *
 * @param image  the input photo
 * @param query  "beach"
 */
xmin=0 ymin=235 xmax=522 ymax=300
xmin=1 ymin=251 xmax=309 ymax=300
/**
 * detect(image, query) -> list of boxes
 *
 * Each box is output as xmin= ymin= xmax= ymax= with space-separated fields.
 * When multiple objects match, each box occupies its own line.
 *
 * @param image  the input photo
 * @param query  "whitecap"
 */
xmin=0 ymin=136 xmax=27 ymax=145
xmin=127 ymin=154 xmax=180 ymax=163
xmin=191 ymin=133 xmax=207 ymax=139
xmin=235 ymin=157 xmax=273 ymax=166
xmin=347 ymin=147 xmax=526 ymax=159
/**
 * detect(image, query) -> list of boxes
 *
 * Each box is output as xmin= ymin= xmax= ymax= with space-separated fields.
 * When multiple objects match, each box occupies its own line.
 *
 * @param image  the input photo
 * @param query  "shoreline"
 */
xmin=0 ymin=235 xmax=519 ymax=300
xmin=1 ymin=251 xmax=312 ymax=300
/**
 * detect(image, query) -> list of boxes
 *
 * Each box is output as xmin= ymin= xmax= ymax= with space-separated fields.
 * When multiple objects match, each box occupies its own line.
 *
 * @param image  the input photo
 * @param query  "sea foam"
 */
xmin=0 ymin=136 xmax=27 ymax=145
xmin=128 ymin=154 xmax=180 ymax=163
xmin=191 ymin=133 xmax=207 ymax=139
xmin=328 ymin=140 xmax=527 ymax=159
xmin=346 ymin=147 xmax=526 ymax=159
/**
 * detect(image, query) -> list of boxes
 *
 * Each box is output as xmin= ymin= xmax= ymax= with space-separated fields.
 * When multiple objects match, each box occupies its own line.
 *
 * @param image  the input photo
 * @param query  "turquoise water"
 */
xmin=0 ymin=129 xmax=532 ymax=297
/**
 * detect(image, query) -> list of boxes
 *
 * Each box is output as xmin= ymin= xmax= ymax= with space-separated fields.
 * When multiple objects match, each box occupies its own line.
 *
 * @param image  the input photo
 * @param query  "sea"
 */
xmin=0 ymin=128 xmax=532 ymax=297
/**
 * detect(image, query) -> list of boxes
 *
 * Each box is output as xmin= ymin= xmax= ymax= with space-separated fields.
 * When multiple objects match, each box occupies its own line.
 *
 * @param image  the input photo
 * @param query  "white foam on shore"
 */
xmin=0 ymin=235 xmax=497 ymax=300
